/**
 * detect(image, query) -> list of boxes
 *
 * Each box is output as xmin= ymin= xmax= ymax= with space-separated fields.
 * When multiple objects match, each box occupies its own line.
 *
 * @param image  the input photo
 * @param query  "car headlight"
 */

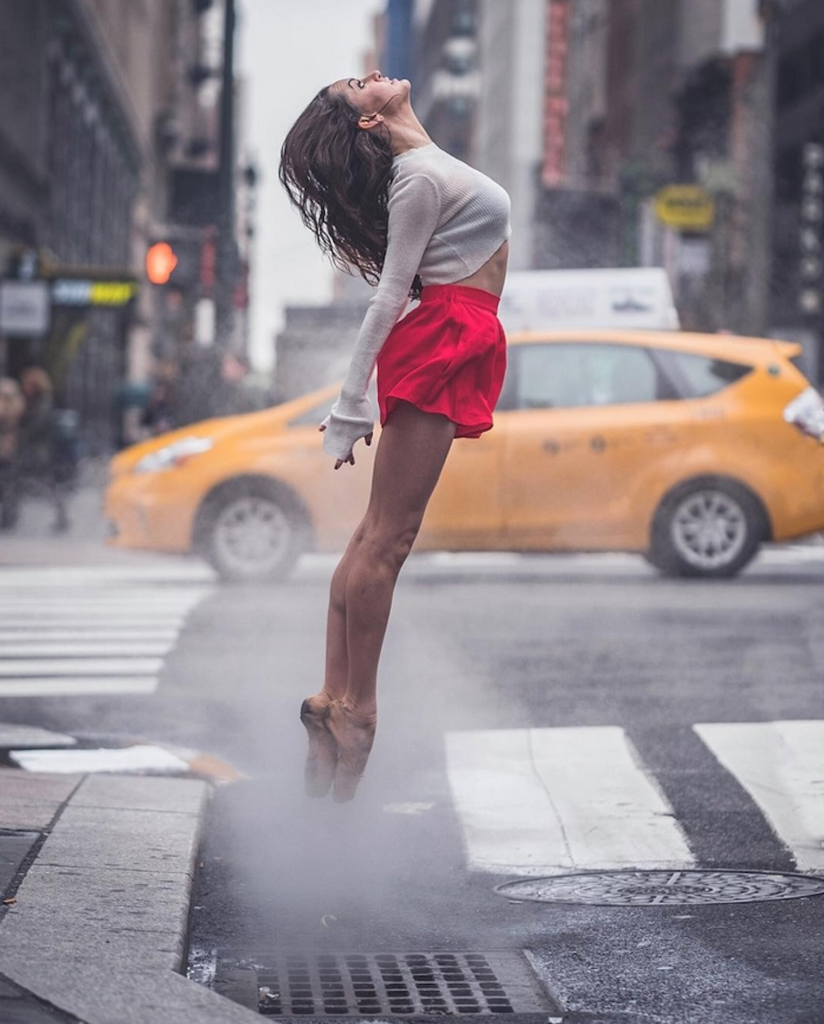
xmin=133 ymin=436 xmax=215 ymax=474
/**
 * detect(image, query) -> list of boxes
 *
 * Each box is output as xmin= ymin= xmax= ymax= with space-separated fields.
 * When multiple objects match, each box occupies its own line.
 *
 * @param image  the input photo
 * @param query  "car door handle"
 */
xmin=590 ymin=435 xmax=607 ymax=453
xmin=542 ymin=440 xmax=560 ymax=455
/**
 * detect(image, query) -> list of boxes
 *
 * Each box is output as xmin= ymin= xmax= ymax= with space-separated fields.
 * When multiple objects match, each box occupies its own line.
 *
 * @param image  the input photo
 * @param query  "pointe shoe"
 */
xmin=300 ymin=693 xmax=338 ymax=798
xmin=324 ymin=700 xmax=377 ymax=803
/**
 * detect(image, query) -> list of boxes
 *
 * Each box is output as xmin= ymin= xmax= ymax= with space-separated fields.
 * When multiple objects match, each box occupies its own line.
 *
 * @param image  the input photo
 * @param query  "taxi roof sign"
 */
xmin=654 ymin=185 xmax=714 ymax=231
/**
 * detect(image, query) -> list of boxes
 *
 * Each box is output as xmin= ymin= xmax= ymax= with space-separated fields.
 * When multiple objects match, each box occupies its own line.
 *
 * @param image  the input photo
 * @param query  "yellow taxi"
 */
xmin=105 ymin=330 xmax=824 ymax=581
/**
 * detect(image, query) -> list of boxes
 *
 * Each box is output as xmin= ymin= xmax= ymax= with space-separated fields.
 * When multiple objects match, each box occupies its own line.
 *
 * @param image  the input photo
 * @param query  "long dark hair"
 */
xmin=279 ymin=86 xmax=421 ymax=299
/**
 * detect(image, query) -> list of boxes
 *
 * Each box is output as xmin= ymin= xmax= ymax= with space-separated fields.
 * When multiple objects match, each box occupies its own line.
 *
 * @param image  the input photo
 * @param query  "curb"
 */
xmin=0 ymin=770 xmax=259 ymax=1024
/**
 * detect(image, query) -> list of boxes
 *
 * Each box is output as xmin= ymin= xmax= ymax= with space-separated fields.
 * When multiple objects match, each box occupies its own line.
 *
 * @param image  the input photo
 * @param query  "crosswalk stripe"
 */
xmin=0 ymin=567 xmax=214 ymax=586
xmin=0 ymin=642 xmax=174 ymax=658
xmin=445 ymin=726 xmax=693 ymax=875
xmin=694 ymin=720 xmax=824 ymax=872
xmin=0 ymin=626 xmax=180 ymax=634
xmin=0 ymin=598 xmax=202 ymax=610
xmin=0 ymin=677 xmax=158 ymax=696
xmin=0 ymin=590 xmax=205 ymax=602
xmin=0 ymin=612 xmax=189 ymax=625
xmin=0 ymin=657 xmax=163 ymax=677
xmin=0 ymin=569 xmax=213 ymax=700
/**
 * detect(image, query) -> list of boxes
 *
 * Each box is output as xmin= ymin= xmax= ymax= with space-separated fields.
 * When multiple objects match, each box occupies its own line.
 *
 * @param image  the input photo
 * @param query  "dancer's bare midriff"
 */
xmin=453 ymin=240 xmax=509 ymax=298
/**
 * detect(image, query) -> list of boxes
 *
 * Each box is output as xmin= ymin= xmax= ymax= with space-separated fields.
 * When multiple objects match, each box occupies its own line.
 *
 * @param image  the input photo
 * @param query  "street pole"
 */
xmin=215 ymin=0 xmax=236 ymax=353
xmin=743 ymin=1 xmax=780 ymax=337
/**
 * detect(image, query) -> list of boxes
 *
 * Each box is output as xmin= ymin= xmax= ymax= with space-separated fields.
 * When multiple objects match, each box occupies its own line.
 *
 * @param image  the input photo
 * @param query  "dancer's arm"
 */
xmin=321 ymin=173 xmax=441 ymax=461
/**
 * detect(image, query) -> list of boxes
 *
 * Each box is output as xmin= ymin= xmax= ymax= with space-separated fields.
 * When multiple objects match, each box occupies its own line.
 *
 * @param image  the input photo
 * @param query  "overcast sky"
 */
xmin=237 ymin=0 xmax=384 ymax=370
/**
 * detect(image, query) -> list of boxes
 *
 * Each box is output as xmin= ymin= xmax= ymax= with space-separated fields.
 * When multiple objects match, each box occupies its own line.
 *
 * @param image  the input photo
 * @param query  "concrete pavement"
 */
xmin=0 ymin=479 xmax=257 ymax=1021
xmin=0 ymin=766 xmax=259 ymax=1024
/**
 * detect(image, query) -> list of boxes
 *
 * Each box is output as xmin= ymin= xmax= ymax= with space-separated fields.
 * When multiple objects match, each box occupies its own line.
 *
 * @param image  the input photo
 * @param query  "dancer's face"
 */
xmin=334 ymin=70 xmax=409 ymax=118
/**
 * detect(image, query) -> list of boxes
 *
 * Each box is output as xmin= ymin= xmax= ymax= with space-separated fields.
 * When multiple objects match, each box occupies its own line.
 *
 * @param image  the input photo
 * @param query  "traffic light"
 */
xmin=146 ymin=242 xmax=179 ymax=285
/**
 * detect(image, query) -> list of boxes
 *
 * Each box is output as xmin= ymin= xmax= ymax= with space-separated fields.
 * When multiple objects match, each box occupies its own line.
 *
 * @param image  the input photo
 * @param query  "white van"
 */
xmin=498 ymin=267 xmax=681 ymax=333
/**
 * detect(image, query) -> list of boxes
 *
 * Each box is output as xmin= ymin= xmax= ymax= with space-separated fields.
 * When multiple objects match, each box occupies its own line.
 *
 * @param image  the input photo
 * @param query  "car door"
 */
xmin=421 ymin=425 xmax=506 ymax=549
xmin=501 ymin=340 xmax=683 ymax=549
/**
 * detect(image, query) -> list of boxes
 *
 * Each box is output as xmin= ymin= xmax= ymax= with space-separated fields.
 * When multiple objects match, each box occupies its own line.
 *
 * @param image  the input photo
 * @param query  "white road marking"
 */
xmin=0 ymin=570 xmax=213 ymax=699
xmin=694 ymin=720 xmax=824 ymax=871
xmin=0 ymin=642 xmax=174 ymax=658
xmin=9 ymin=744 xmax=189 ymax=774
xmin=445 ymin=726 xmax=692 ymax=875
xmin=0 ymin=611 xmax=189 ymax=624
xmin=0 ymin=590 xmax=205 ymax=604
xmin=0 ymin=630 xmax=180 ymax=641
xmin=0 ymin=657 xmax=163 ymax=677
xmin=0 ymin=677 xmax=158 ymax=696
xmin=0 ymin=564 xmax=214 ymax=586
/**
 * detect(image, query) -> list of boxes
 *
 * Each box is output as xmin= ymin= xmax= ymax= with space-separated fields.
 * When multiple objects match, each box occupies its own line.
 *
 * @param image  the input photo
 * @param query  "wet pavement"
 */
xmin=1 ymin=525 xmax=823 ymax=1022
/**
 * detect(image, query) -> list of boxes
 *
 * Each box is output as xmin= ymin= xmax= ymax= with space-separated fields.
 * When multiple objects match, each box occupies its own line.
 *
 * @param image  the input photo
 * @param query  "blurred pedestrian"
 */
xmin=141 ymin=361 xmax=179 ymax=435
xmin=19 ymin=366 xmax=70 ymax=532
xmin=0 ymin=377 xmax=25 ymax=529
xmin=281 ymin=70 xmax=511 ymax=800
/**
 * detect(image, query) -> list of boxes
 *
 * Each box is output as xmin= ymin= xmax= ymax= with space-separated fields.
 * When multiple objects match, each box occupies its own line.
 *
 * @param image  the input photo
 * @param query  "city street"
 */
xmin=5 ymin=1 xmax=824 ymax=1022
xmin=1 ymin=521 xmax=823 ymax=1023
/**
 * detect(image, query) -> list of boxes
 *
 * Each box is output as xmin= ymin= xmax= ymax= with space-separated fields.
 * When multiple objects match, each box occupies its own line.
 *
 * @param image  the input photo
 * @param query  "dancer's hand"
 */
xmin=319 ymin=424 xmax=372 ymax=470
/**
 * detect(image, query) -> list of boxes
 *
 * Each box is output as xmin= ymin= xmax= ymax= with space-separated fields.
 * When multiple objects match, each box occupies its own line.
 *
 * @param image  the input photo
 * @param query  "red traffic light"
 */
xmin=146 ymin=242 xmax=179 ymax=285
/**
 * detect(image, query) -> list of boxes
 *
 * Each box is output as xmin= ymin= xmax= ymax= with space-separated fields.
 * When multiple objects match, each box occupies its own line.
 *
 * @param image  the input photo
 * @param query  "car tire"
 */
xmin=197 ymin=478 xmax=308 ymax=583
xmin=648 ymin=477 xmax=767 ymax=579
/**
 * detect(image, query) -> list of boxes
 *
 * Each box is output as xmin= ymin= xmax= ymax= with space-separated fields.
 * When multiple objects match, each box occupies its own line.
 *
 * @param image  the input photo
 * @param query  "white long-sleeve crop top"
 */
xmin=321 ymin=142 xmax=512 ymax=460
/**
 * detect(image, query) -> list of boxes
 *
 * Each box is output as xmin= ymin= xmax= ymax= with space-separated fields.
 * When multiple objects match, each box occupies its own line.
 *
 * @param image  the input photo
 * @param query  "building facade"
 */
xmin=770 ymin=0 xmax=824 ymax=379
xmin=0 ymin=0 xmax=238 ymax=451
xmin=528 ymin=0 xmax=775 ymax=339
xmin=411 ymin=0 xmax=479 ymax=163
xmin=475 ymin=0 xmax=545 ymax=270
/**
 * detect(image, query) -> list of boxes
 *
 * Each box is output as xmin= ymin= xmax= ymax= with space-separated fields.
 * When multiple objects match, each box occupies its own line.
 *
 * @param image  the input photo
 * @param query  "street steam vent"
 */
xmin=495 ymin=870 xmax=824 ymax=907
xmin=212 ymin=950 xmax=559 ymax=1017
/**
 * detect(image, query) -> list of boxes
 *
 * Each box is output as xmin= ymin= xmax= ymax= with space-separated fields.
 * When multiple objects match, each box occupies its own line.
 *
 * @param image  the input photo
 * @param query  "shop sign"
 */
xmin=542 ymin=0 xmax=570 ymax=188
xmin=799 ymin=143 xmax=824 ymax=317
xmin=51 ymin=279 xmax=138 ymax=307
xmin=653 ymin=185 xmax=715 ymax=231
xmin=0 ymin=280 xmax=50 ymax=336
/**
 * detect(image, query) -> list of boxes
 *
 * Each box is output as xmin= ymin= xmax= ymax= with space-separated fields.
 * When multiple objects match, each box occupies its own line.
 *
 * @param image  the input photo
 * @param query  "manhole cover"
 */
xmin=495 ymin=869 xmax=824 ymax=907
xmin=213 ymin=950 xmax=559 ymax=1017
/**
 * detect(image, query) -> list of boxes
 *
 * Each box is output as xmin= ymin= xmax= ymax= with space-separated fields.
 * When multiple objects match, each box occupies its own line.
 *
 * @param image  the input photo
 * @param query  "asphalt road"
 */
xmin=2 ymin=546 xmax=824 ymax=1023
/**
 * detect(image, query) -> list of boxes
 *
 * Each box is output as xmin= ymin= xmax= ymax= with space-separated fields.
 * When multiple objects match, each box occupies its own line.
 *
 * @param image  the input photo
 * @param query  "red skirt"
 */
xmin=377 ymin=284 xmax=507 ymax=439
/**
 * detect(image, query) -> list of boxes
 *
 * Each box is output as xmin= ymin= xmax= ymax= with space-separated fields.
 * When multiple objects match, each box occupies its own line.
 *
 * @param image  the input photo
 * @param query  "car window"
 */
xmin=516 ymin=345 xmax=589 ymax=409
xmin=514 ymin=343 xmax=667 ymax=409
xmin=656 ymin=350 xmax=752 ymax=398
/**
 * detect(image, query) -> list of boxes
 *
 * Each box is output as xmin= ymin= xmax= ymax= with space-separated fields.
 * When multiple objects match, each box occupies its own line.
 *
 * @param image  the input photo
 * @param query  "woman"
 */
xmin=280 ymin=70 xmax=510 ymax=802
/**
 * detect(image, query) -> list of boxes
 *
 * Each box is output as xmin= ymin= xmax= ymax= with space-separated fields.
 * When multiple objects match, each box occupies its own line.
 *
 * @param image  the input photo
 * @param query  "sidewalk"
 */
xmin=0 ymin=468 xmax=137 ymax=569
xmin=0 ymin=765 xmax=259 ymax=1024
xmin=0 ymin=469 xmax=206 ymax=574
xmin=0 ymin=470 xmax=262 ymax=1021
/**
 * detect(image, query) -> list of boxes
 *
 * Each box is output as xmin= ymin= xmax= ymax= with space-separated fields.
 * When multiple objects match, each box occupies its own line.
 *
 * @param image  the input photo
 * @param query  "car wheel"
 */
xmin=199 ymin=480 xmax=307 ymax=583
xmin=649 ymin=478 xmax=767 ymax=579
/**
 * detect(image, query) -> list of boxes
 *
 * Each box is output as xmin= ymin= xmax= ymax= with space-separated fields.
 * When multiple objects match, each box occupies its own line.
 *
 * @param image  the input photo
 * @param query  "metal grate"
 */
xmin=213 ymin=950 xmax=556 ymax=1017
xmin=495 ymin=869 xmax=824 ymax=907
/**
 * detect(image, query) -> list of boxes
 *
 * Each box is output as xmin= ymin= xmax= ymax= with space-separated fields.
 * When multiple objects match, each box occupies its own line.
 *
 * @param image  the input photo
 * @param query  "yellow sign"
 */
xmin=654 ymin=185 xmax=714 ymax=231
xmin=51 ymin=279 xmax=138 ymax=307
xmin=90 ymin=281 xmax=138 ymax=306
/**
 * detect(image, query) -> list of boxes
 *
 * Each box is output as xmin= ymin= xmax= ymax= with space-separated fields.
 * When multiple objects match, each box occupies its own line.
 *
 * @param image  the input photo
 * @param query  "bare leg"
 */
xmin=323 ymin=401 xmax=456 ymax=799
xmin=341 ymin=401 xmax=456 ymax=712
xmin=300 ymin=540 xmax=361 ymax=797
xmin=322 ymin=544 xmax=358 ymax=700
xmin=302 ymin=517 xmax=364 ymax=797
